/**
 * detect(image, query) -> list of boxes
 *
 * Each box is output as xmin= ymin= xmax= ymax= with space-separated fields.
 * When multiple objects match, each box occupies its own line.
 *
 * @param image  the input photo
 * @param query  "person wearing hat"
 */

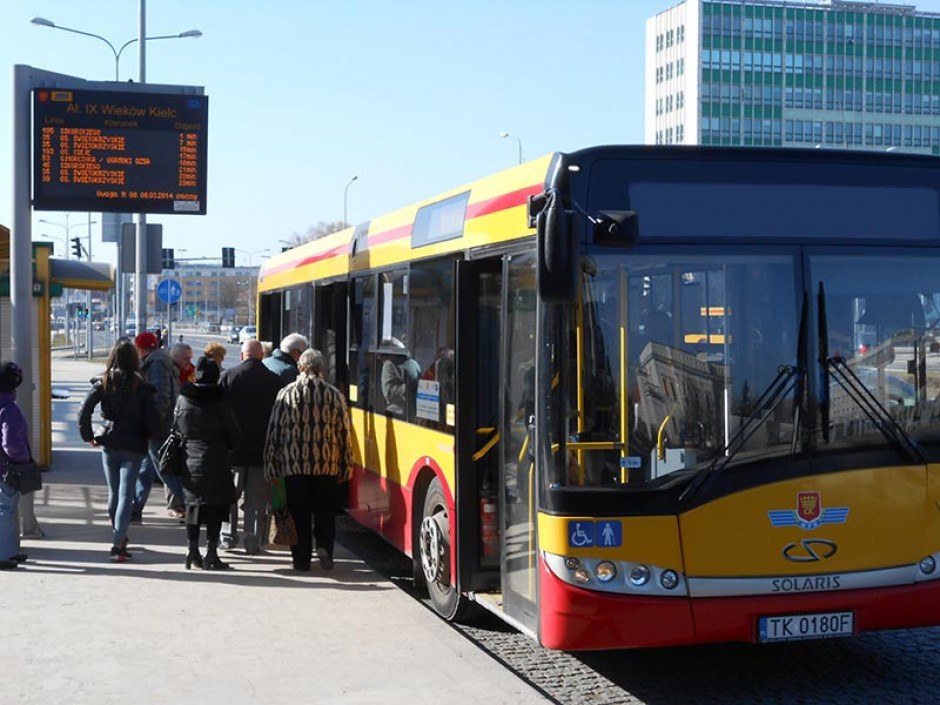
xmin=0 ymin=362 xmax=31 ymax=569
xmin=79 ymin=341 xmax=161 ymax=562
xmin=132 ymin=331 xmax=186 ymax=523
xmin=175 ymin=356 xmax=239 ymax=570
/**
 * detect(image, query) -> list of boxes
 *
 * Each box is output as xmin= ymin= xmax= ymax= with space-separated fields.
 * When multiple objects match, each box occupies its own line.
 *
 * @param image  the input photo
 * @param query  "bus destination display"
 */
xmin=33 ymin=88 xmax=208 ymax=215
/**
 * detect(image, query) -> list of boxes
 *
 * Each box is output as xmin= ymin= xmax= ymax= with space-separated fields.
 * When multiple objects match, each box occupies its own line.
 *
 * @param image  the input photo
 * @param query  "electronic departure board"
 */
xmin=32 ymin=88 xmax=208 ymax=215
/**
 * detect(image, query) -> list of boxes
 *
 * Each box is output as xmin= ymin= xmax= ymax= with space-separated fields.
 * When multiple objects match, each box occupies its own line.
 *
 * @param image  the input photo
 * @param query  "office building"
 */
xmin=151 ymin=264 xmax=259 ymax=328
xmin=647 ymin=0 xmax=940 ymax=152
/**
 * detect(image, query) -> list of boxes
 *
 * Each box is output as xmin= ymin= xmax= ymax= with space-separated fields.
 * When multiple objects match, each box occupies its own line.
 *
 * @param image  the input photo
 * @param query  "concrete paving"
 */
xmin=10 ymin=353 xmax=550 ymax=705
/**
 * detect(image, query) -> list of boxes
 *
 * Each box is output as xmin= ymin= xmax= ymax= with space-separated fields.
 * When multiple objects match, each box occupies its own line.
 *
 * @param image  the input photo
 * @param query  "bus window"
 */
xmin=409 ymin=258 xmax=455 ymax=430
xmin=563 ymin=252 xmax=800 ymax=487
xmin=281 ymin=284 xmax=312 ymax=343
xmin=375 ymin=269 xmax=415 ymax=418
xmin=349 ymin=276 xmax=376 ymax=409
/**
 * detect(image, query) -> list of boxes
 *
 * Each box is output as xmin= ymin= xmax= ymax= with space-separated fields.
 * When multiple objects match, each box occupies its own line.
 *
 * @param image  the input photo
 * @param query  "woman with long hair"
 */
xmin=79 ymin=341 xmax=160 ymax=562
xmin=176 ymin=356 xmax=239 ymax=570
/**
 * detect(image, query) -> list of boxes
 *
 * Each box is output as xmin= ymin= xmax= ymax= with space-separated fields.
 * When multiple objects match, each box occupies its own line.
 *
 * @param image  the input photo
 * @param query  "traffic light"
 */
xmin=222 ymin=247 xmax=235 ymax=268
xmin=162 ymin=248 xmax=175 ymax=270
xmin=76 ymin=306 xmax=86 ymax=319
xmin=71 ymin=237 xmax=82 ymax=259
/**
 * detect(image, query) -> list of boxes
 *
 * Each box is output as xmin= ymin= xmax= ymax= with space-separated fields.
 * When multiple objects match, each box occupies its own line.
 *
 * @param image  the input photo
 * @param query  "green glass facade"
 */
xmin=692 ymin=0 xmax=940 ymax=152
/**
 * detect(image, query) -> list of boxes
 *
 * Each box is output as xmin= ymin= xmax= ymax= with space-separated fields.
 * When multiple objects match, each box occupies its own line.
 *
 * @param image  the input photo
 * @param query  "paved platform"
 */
xmin=10 ymin=354 xmax=550 ymax=705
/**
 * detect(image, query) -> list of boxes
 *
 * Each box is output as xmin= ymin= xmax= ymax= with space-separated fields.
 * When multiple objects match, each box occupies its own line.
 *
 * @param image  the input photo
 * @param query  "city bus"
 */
xmin=257 ymin=146 xmax=940 ymax=650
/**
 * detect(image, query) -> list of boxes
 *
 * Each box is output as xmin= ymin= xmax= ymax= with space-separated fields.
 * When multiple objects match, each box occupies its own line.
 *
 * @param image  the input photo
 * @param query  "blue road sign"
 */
xmin=156 ymin=278 xmax=182 ymax=304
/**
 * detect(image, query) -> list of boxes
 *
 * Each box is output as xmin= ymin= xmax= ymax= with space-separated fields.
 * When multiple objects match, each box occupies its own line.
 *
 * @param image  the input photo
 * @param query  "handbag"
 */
xmin=158 ymin=404 xmax=185 ymax=477
xmin=267 ymin=478 xmax=297 ymax=546
xmin=158 ymin=430 xmax=184 ymax=477
xmin=2 ymin=460 xmax=42 ymax=494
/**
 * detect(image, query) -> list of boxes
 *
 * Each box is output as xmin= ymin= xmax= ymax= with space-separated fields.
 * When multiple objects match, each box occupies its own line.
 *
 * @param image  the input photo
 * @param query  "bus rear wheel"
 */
xmin=419 ymin=477 xmax=467 ymax=620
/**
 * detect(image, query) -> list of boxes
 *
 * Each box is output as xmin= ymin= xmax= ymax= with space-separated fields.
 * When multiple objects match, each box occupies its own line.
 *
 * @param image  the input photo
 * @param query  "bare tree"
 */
xmin=282 ymin=221 xmax=348 ymax=248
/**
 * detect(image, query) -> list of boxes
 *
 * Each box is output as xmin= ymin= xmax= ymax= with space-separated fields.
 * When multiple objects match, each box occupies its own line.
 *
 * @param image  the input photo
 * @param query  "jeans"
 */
xmin=223 ymin=465 xmax=271 ymax=552
xmin=134 ymin=438 xmax=185 ymax=518
xmin=101 ymin=447 xmax=145 ymax=546
xmin=0 ymin=480 xmax=20 ymax=560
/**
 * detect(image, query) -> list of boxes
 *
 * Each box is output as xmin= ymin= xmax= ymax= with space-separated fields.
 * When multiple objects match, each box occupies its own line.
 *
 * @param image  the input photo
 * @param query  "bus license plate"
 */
xmin=758 ymin=611 xmax=853 ymax=643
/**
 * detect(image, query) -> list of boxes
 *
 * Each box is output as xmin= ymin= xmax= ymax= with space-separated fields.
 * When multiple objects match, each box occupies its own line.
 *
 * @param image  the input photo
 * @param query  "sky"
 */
xmin=5 ymin=0 xmax=940 ymax=268
xmin=0 ymin=0 xmax=662 ymax=268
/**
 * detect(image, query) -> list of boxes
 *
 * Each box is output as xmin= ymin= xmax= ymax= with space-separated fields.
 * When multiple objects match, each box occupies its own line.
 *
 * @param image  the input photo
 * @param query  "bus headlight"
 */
xmin=574 ymin=568 xmax=591 ymax=584
xmin=564 ymin=556 xmax=581 ymax=571
xmin=628 ymin=564 xmax=651 ymax=586
xmin=920 ymin=556 xmax=937 ymax=575
xmin=596 ymin=561 xmax=617 ymax=583
xmin=660 ymin=569 xmax=680 ymax=590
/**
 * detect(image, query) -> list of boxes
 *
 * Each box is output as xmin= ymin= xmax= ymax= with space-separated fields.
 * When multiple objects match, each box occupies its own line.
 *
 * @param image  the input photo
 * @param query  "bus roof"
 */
xmin=259 ymin=153 xmax=554 ymax=292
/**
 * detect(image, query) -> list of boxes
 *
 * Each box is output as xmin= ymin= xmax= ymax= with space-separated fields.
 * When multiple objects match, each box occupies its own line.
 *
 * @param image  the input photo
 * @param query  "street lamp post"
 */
xmin=499 ymin=132 xmax=524 ymax=165
xmin=30 ymin=16 xmax=201 ymax=81
xmin=344 ymin=175 xmax=359 ymax=226
xmin=31 ymin=12 xmax=202 ymax=338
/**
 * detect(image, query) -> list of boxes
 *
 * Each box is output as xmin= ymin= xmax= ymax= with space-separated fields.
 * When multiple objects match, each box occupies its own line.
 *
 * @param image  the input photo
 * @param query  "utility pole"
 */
xmin=86 ymin=217 xmax=93 ymax=359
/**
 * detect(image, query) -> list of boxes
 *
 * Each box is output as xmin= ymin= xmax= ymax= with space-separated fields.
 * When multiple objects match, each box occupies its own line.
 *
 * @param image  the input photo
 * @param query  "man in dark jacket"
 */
xmin=219 ymin=339 xmax=284 ymax=553
xmin=262 ymin=333 xmax=308 ymax=384
xmin=132 ymin=332 xmax=185 ymax=522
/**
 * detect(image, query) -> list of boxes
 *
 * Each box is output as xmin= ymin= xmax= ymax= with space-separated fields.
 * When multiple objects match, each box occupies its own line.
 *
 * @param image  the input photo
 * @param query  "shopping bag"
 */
xmin=268 ymin=478 xmax=297 ymax=546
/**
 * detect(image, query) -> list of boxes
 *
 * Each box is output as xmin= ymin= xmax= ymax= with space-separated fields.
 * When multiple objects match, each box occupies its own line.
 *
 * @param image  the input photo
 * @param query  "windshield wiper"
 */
xmin=680 ymin=296 xmax=808 ymax=504
xmin=817 ymin=283 xmax=924 ymax=463
xmin=824 ymin=357 xmax=925 ymax=463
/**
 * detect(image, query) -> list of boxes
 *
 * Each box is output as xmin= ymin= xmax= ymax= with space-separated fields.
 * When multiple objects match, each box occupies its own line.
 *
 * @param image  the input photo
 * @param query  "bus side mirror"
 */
xmin=536 ymin=190 xmax=578 ymax=303
xmin=594 ymin=210 xmax=639 ymax=246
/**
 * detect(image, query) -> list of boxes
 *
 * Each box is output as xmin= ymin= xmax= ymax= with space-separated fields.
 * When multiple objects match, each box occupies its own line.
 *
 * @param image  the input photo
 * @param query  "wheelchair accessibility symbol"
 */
xmin=567 ymin=520 xmax=623 ymax=548
xmin=568 ymin=521 xmax=595 ymax=548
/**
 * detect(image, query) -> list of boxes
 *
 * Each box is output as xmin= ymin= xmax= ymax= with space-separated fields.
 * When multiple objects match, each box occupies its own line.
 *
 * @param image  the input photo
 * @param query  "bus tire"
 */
xmin=419 ymin=477 xmax=468 ymax=621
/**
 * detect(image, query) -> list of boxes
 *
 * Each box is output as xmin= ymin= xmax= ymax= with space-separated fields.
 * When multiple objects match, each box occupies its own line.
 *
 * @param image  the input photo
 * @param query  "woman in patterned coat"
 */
xmin=263 ymin=349 xmax=353 ymax=573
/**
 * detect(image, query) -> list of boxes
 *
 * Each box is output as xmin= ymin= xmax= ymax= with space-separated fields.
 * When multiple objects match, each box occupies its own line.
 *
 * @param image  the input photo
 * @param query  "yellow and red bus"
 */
xmin=258 ymin=146 xmax=940 ymax=650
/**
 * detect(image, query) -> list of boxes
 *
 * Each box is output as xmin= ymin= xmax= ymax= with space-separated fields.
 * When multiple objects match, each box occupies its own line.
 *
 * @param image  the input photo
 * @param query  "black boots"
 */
xmin=185 ymin=548 xmax=203 ymax=570
xmin=185 ymin=539 xmax=203 ymax=570
xmin=204 ymin=542 xmax=231 ymax=571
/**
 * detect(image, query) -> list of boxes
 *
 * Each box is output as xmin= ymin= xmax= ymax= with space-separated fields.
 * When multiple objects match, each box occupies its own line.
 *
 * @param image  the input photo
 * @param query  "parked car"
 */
xmin=227 ymin=326 xmax=240 ymax=343
xmin=238 ymin=325 xmax=257 ymax=343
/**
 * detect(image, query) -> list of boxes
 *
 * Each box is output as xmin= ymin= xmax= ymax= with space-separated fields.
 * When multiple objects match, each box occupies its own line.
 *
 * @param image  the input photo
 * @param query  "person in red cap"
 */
xmin=132 ymin=332 xmax=186 ymax=522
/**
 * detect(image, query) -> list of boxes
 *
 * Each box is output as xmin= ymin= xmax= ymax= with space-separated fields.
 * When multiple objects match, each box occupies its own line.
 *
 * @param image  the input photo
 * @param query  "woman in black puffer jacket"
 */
xmin=78 ymin=341 xmax=160 ymax=562
xmin=175 ymin=356 xmax=239 ymax=570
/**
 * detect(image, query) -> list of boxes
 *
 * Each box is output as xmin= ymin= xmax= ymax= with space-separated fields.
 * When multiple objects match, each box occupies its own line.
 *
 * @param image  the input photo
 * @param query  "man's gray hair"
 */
xmin=169 ymin=342 xmax=192 ymax=362
xmin=297 ymin=349 xmax=326 ymax=376
xmin=280 ymin=333 xmax=309 ymax=355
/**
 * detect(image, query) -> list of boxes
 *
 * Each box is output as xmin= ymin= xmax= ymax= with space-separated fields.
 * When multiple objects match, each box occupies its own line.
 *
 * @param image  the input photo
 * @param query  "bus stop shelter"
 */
xmin=0 ymin=224 xmax=113 ymax=465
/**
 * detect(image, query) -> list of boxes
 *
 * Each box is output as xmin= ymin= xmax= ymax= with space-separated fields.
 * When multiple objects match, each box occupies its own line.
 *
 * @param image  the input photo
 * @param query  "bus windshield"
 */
xmin=560 ymin=247 xmax=940 ymax=489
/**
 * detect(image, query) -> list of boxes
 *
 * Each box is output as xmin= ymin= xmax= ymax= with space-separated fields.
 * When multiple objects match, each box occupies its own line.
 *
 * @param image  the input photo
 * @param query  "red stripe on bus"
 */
xmin=261 ymin=242 xmax=348 ymax=279
xmin=261 ymin=182 xmax=542 ymax=280
xmin=367 ymin=223 xmax=412 ymax=246
xmin=465 ymin=183 xmax=544 ymax=220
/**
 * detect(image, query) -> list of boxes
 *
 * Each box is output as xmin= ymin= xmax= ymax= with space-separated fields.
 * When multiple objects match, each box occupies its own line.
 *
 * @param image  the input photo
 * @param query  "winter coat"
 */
xmin=175 ymin=383 xmax=240 ymax=506
xmin=262 ymin=349 xmax=299 ymax=384
xmin=140 ymin=347 xmax=179 ymax=437
xmin=78 ymin=373 xmax=160 ymax=454
xmin=0 ymin=392 xmax=31 ymax=464
xmin=264 ymin=373 xmax=353 ymax=481
xmin=219 ymin=358 xmax=284 ymax=466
